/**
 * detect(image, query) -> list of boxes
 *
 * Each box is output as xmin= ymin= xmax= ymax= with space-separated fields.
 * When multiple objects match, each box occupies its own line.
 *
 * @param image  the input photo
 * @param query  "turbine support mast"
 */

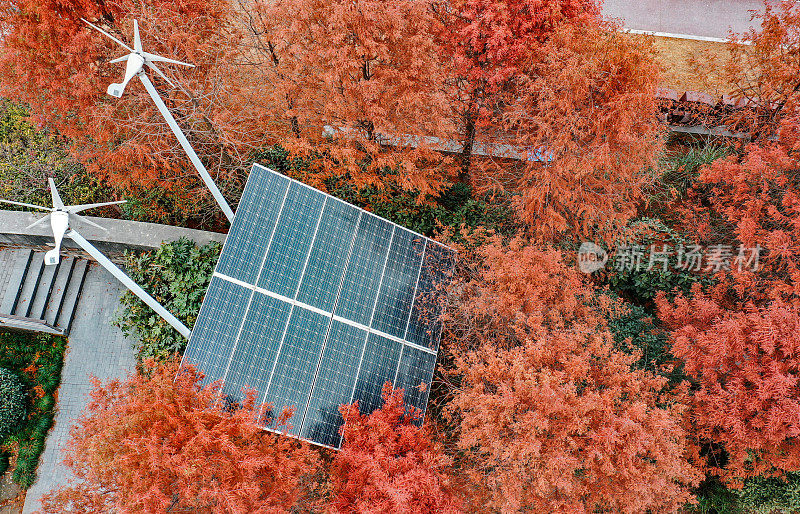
xmin=138 ymin=73 xmax=235 ymax=222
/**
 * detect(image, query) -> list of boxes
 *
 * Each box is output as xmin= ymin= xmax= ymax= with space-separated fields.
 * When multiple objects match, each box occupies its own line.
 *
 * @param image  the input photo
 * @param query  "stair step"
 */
xmin=0 ymin=248 xmax=33 ymax=315
xmin=14 ymin=253 xmax=44 ymax=318
xmin=29 ymin=258 xmax=61 ymax=321
xmin=55 ymin=259 xmax=90 ymax=336
xmin=44 ymin=257 xmax=76 ymax=327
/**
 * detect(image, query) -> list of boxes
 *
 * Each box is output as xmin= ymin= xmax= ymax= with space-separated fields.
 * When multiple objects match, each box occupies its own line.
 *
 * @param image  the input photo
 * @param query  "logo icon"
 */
xmin=577 ymin=242 xmax=608 ymax=273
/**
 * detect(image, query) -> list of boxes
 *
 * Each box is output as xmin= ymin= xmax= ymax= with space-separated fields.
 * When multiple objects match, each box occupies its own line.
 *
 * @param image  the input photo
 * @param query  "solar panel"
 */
xmin=182 ymin=163 xmax=456 ymax=449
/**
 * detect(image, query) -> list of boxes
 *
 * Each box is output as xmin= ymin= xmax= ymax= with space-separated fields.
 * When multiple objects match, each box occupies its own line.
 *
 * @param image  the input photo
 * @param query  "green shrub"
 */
xmin=606 ymin=300 xmax=672 ymax=373
xmin=659 ymin=144 xmax=733 ymax=197
xmin=35 ymin=395 xmax=54 ymax=413
xmin=692 ymin=478 xmax=740 ymax=514
xmin=0 ymin=99 xmax=114 ymax=211
xmin=0 ymin=451 xmax=9 ymax=476
xmin=737 ymin=472 xmax=800 ymax=513
xmin=0 ymin=367 xmax=26 ymax=437
xmin=648 ymin=143 xmax=734 ymax=227
xmin=12 ymin=441 xmax=40 ymax=488
xmin=606 ymin=217 xmax=713 ymax=306
xmin=119 ymin=179 xmax=234 ymax=230
xmin=115 ymin=238 xmax=221 ymax=362
xmin=0 ymin=331 xmax=65 ymax=490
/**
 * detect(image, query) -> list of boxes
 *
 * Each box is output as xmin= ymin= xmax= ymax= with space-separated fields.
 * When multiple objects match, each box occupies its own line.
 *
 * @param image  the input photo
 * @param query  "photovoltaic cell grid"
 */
xmin=182 ymin=163 xmax=456 ymax=449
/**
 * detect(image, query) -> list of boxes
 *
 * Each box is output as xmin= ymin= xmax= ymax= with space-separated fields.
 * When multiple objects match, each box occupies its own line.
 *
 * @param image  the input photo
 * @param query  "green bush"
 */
xmin=35 ymin=395 xmax=54 ymax=413
xmin=0 ymin=451 xmax=9 ymax=476
xmin=659 ymin=144 xmax=733 ymax=197
xmin=647 ymin=143 xmax=734 ymax=228
xmin=119 ymin=179 xmax=235 ymax=230
xmin=606 ymin=300 xmax=672 ymax=373
xmin=737 ymin=473 xmax=800 ymax=513
xmin=606 ymin=217 xmax=713 ymax=306
xmin=692 ymin=478 xmax=740 ymax=514
xmin=12 ymin=439 xmax=42 ymax=488
xmin=0 ymin=331 xmax=65 ymax=490
xmin=0 ymin=99 xmax=115 ymax=211
xmin=115 ymin=238 xmax=221 ymax=362
xmin=0 ymin=367 xmax=26 ymax=437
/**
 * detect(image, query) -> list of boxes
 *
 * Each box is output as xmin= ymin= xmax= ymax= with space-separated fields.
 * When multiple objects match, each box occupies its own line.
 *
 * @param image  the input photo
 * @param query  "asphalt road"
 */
xmin=602 ymin=0 xmax=771 ymax=39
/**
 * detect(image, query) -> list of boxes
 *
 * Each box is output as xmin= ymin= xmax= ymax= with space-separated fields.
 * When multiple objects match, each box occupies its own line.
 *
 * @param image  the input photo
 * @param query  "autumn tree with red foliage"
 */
xmin=442 ymin=237 xmax=701 ymax=512
xmin=697 ymin=0 xmax=800 ymax=140
xmin=503 ymin=21 xmax=663 ymax=243
xmin=654 ymin=5 xmax=800 ymax=486
xmin=657 ymin=288 xmax=800 ymax=485
xmin=655 ymin=120 xmax=800 ymax=486
xmin=434 ymin=0 xmax=599 ymax=178
xmin=329 ymin=383 xmax=461 ymax=513
xmin=39 ymin=360 xmax=318 ymax=512
xmin=258 ymin=0 xmax=455 ymax=199
xmin=676 ymin=122 xmax=800 ymax=306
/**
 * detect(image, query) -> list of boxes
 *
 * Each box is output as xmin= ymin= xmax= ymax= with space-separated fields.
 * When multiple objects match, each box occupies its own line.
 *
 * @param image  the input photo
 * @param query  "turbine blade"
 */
xmin=0 ymin=198 xmax=51 ymax=211
xmin=48 ymin=178 xmax=64 ymax=209
xmin=81 ymin=18 xmax=134 ymax=53
xmin=109 ymin=54 xmax=130 ymax=64
xmin=133 ymin=19 xmax=142 ymax=53
xmin=73 ymin=214 xmax=108 ymax=232
xmin=146 ymin=62 xmax=178 ymax=90
xmin=142 ymin=52 xmax=195 ymax=68
xmin=67 ymin=200 xmax=126 ymax=213
xmin=25 ymin=214 xmax=51 ymax=230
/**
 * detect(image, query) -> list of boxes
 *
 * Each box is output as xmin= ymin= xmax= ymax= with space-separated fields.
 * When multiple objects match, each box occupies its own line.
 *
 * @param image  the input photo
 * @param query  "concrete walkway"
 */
xmin=6 ymin=254 xmax=138 ymax=513
xmin=603 ymin=0 xmax=767 ymax=40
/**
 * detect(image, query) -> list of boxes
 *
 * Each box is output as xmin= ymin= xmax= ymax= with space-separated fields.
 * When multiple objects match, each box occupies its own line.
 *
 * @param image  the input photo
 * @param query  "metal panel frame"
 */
xmin=183 ymin=163 xmax=454 ymax=448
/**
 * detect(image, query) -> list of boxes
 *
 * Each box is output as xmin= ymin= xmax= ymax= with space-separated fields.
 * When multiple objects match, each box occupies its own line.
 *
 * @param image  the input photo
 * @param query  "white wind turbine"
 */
xmin=0 ymin=179 xmax=192 ymax=338
xmin=82 ymin=18 xmax=235 ymax=223
xmin=1 ymin=178 xmax=124 ymax=266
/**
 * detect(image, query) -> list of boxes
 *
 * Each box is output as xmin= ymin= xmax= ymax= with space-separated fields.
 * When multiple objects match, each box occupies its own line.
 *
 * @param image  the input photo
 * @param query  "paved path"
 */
xmin=603 ymin=0 xmax=768 ymax=39
xmin=2 ymin=254 xmax=138 ymax=514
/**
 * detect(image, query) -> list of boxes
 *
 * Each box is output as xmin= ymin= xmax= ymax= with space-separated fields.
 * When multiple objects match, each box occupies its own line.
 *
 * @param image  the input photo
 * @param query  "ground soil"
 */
xmin=0 ymin=469 xmax=23 ymax=514
xmin=626 ymin=34 xmax=737 ymax=94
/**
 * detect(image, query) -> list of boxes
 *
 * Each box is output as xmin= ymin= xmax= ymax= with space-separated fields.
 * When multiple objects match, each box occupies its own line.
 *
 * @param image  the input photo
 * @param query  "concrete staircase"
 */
xmin=1 ymin=249 xmax=90 ymax=336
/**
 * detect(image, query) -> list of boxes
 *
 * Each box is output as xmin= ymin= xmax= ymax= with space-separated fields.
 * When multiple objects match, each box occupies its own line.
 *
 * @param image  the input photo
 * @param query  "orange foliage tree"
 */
xmin=655 ymin=112 xmax=800 ymax=483
xmin=503 ymin=21 xmax=663 ymax=243
xmin=680 ymin=125 xmax=800 ymax=305
xmin=434 ymin=0 xmax=599 ymax=179
xmin=657 ymin=289 xmax=800 ymax=485
xmin=658 ymin=7 xmax=800 ymax=479
xmin=443 ymin=237 xmax=701 ymax=512
xmin=0 ymin=0 xmax=278 ymax=223
xmin=39 ymin=360 xmax=318 ymax=512
xmin=329 ymin=383 xmax=462 ymax=513
xmin=701 ymin=0 xmax=800 ymax=140
xmin=259 ymin=0 xmax=455 ymax=198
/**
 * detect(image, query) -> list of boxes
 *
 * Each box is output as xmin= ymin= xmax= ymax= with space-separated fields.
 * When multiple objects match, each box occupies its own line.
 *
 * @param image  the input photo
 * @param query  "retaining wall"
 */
xmin=0 ymin=209 xmax=226 ymax=257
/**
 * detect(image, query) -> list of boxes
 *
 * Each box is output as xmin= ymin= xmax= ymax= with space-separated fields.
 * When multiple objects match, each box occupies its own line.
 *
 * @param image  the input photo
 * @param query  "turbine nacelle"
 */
xmin=108 ymin=53 xmax=145 ymax=98
xmin=82 ymin=18 xmax=195 ymax=98
xmin=0 ymin=178 xmax=126 ymax=265
xmin=45 ymin=211 xmax=70 ymax=265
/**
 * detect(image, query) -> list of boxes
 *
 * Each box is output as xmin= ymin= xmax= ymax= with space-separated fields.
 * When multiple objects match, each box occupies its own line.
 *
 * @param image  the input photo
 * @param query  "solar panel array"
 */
xmin=182 ymin=163 xmax=455 ymax=448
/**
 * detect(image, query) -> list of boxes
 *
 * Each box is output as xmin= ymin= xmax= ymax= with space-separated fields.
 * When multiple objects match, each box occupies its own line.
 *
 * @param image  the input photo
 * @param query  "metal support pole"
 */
xmin=138 ymin=73 xmax=235 ymax=223
xmin=67 ymin=229 xmax=192 ymax=339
